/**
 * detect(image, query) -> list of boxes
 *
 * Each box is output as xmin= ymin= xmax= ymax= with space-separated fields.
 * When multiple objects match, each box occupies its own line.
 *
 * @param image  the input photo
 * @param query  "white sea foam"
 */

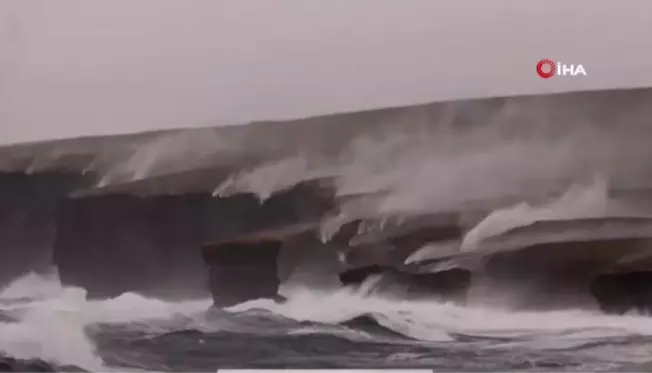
xmin=232 ymin=284 xmax=652 ymax=358
xmin=5 ymin=270 xmax=652 ymax=370
xmin=0 ymin=272 xmax=211 ymax=371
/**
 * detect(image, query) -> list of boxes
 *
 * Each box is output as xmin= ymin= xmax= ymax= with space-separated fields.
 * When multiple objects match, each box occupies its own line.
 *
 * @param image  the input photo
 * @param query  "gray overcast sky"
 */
xmin=1 ymin=0 xmax=651 ymax=144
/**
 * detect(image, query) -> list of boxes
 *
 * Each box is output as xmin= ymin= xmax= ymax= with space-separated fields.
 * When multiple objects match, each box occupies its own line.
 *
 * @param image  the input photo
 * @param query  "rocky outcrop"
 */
xmin=0 ymin=354 xmax=86 ymax=372
xmin=53 ymin=193 xmax=209 ymax=299
xmin=590 ymin=271 xmax=652 ymax=315
xmin=201 ymin=222 xmax=327 ymax=307
xmin=339 ymin=265 xmax=389 ymax=286
xmin=334 ymin=216 xmax=468 ymax=302
xmin=202 ymin=238 xmax=285 ymax=307
xmin=338 ymin=215 xmax=463 ymax=268
xmin=0 ymin=171 xmax=90 ymax=288
xmin=338 ymin=264 xmax=471 ymax=303
xmin=343 ymin=215 xmax=652 ymax=313
xmin=352 ymin=222 xmax=462 ymax=264
xmin=445 ymin=218 xmax=652 ymax=311
xmin=464 ymin=236 xmax=652 ymax=311
xmin=53 ymin=181 xmax=333 ymax=300
xmin=394 ymin=268 xmax=471 ymax=302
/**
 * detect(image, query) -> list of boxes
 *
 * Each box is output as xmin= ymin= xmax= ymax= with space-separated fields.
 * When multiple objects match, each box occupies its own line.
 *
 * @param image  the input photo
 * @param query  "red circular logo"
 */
xmin=536 ymin=59 xmax=556 ymax=79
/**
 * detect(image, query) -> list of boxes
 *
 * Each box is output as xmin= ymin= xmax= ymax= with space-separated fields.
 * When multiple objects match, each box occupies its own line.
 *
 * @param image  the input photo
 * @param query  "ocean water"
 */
xmin=3 ymin=272 xmax=652 ymax=372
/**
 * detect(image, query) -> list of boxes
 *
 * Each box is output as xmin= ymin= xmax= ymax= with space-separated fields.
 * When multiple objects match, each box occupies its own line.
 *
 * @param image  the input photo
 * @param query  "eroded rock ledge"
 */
xmin=0 ymin=171 xmax=92 ymax=287
xmin=52 ymin=181 xmax=333 ymax=299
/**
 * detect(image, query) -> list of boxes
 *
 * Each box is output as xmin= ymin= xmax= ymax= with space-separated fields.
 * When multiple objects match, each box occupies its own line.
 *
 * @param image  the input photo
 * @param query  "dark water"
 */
xmin=3 ymin=274 xmax=652 ymax=372
xmin=89 ymin=318 xmax=627 ymax=372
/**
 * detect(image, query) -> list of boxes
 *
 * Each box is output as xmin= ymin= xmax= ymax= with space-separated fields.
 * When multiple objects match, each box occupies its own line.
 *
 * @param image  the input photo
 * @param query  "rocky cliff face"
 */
xmin=52 ymin=181 xmax=335 ymax=299
xmin=0 ymin=171 xmax=91 ymax=287
xmin=53 ymin=193 xmax=209 ymax=299
xmin=202 ymin=238 xmax=286 ymax=307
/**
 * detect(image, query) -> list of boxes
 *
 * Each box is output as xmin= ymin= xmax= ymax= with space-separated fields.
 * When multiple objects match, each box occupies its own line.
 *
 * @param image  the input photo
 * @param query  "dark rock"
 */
xmin=397 ymin=268 xmax=471 ymax=301
xmin=0 ymin=356 xmax=61 ymax=373
xmin=202 ymin=237 xmax=284 ymax=307
xmin=53 ymin=180 xmax=333 ymax=300
xmin=338 ymin=265 xmax=390 ymax=286
xmin=339 ymin=264 xmax=470 ymax=303
xmin=335 ymin=217 xmax=470 ymax=303
xmin=0 ymin=172 xmax=90 ymax=288
xmin=338 ymin=217 xmax=463 ymax=273
xmin=590 ymin=271 xmax=652 ymax=315
xmin=53 ymin=193 xmax=209 ymax=299
xmin=468 ymin=236 xmax=652 ymax=311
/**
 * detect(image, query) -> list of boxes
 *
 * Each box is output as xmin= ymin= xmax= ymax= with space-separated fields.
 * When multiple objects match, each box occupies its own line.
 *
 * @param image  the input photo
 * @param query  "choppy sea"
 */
xmin=3 ymin=272 xmax=652 ymax=372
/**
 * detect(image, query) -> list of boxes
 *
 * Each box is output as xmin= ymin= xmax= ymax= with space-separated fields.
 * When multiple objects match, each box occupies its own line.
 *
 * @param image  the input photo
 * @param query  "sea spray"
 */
xmin=0 ymin=272 xmax=211 ymax=370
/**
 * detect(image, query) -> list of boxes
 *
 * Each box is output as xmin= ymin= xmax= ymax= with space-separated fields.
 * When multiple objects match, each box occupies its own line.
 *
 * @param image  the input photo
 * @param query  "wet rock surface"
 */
xmin=203 ymin=239 xmax=285 ymax=307
xmin=590 ymin=271 xmax=652 ymax=315
xmin=53 ymin=181 xmax=334 ymax=300
xmin=0 ymin=172 xmax=91 ymax=288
